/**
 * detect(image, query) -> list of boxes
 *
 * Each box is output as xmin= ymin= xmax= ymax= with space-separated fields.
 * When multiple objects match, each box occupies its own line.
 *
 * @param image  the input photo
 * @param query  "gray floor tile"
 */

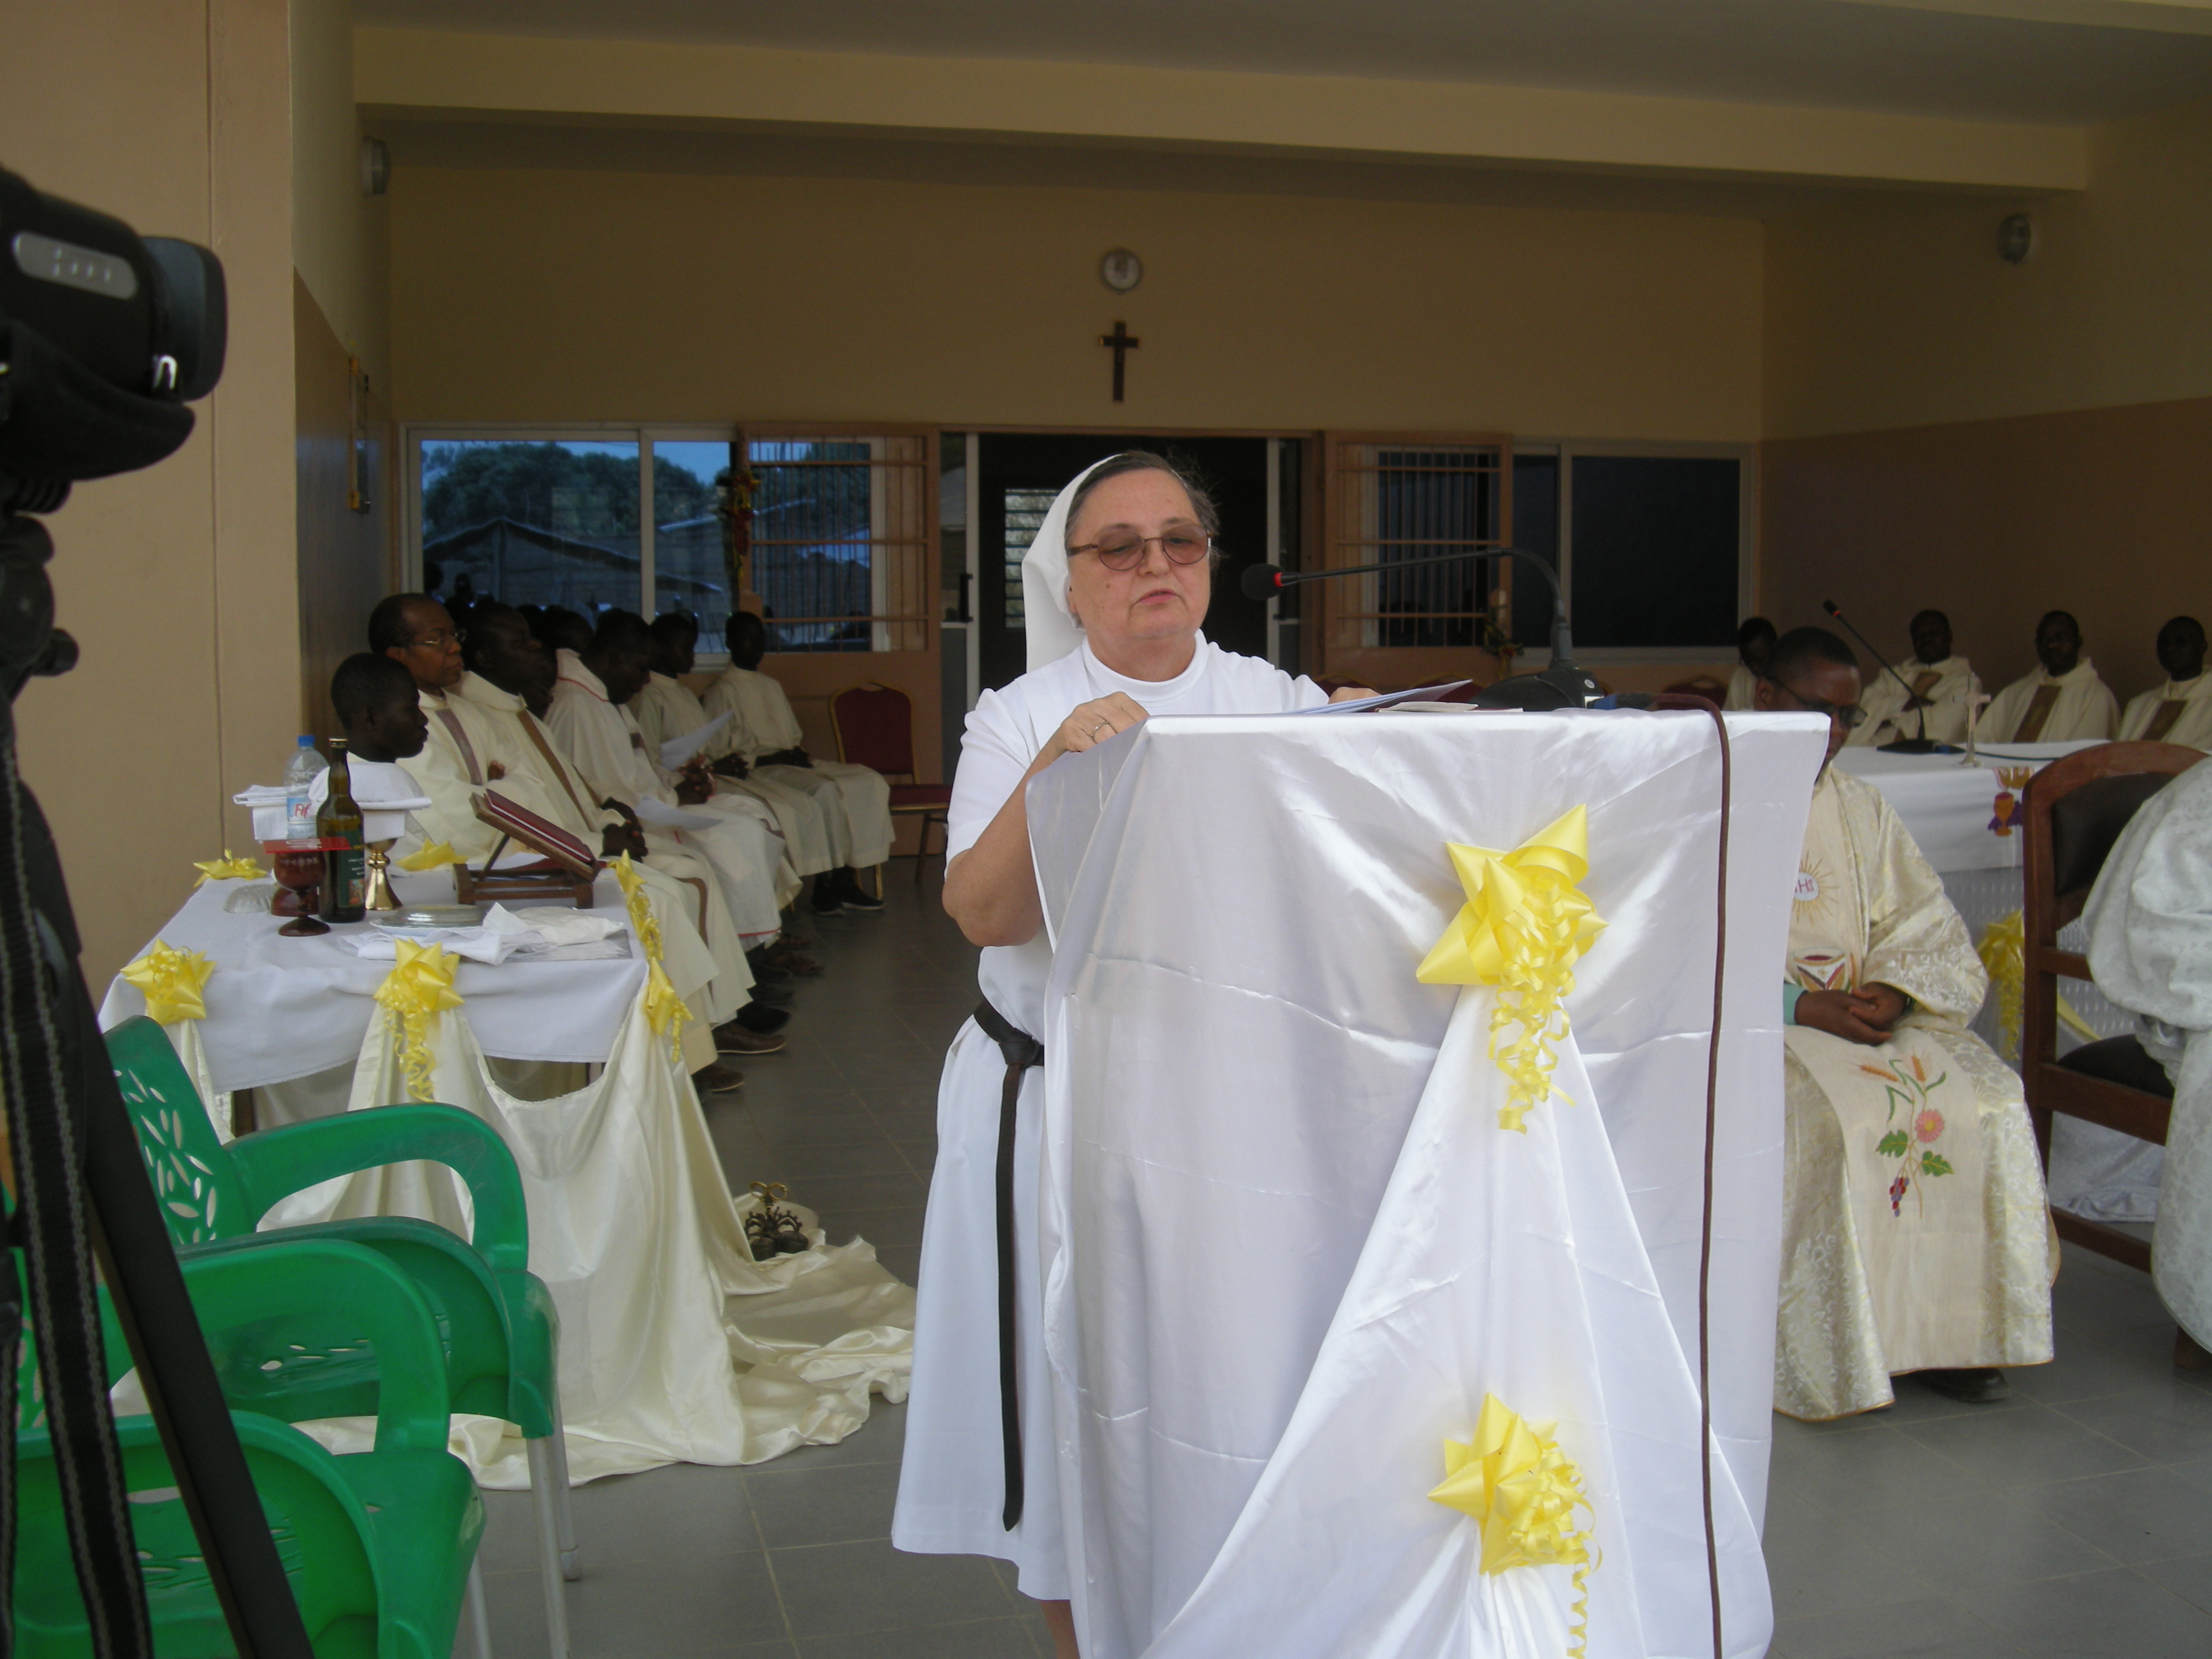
xmin=759 ymin=1400 xmax=909 ymax=1470
xmin=566 ymin=1557 xmax=786 ymax=1656
xmin=1957 ymin=1567 xmax=2212 ymax=1659
xmin=566 ymin=1460 xmax=760 ymax=1568
xmin=1764 ymin=1488 xmax=1938 ymax=1619
xmin=1773 ymin=1595 xmax=2025 ymax=1659
xmin=745 ymin=1459 xmax=901 ymax=1548
xmin=2138 ymin=1552 xmax=2212 ymax=1613
xmin=1772 ymin=1422 xmax=1987 ymax=1516
xmin=768 ymin=1140 xmax=920 ymax=1181
xmin=1897 ymin=1402 xmax=2150 ymax=1489
xmin=2011 ymin=1321 xmax=2198 ymax=1405
xmin=877 ymin=1243 xmax=924 ymax=1285
xmin=823 ymin=1207 xmax=928 ymax=1249
xmin=2054 ymin=1383 xmax=2212 ymax=1463
xmin=796 ymin=1617 xmax=1041 ymax=1658
xmin=789 ymin=1171 xmax=931 ymax=1211
xmin=769 ymin=1537 xmax=1015 ymax=1637
xmin=1840 ymin=1491 xmax=2120 ymax=1589
xmin=2023 ymin=1465 xmax=2212 ymax=1563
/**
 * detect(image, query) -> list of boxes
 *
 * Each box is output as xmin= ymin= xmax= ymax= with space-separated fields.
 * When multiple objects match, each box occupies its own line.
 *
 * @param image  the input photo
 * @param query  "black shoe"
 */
xmin=810 ymin=887 xmax=845 ymax=916
xmin=745 ymin=953 xmax=793 ymax=986
xmin=833 ymin=868 xmax=885 ymax=912
xmin=1917 ymin=1367 xmax=2008 ymax=1404
xmin=747 ymin=982 xmax=794 ymax=1008
xmin=713 ymin=1021 xmax=787 ymax=1055
xmin=691 ymin=1063 xmax=745 ymax=1095
xmin=734 ymin=1001 xmax=790 ymax=1035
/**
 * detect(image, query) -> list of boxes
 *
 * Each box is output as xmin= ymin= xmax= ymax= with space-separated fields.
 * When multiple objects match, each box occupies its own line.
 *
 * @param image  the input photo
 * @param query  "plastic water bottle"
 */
xmin=284 ymin=736 xmax=324 ymax=841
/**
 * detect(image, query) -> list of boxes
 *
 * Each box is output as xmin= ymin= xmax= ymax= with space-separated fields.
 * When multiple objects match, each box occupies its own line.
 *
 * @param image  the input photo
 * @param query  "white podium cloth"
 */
xmin=97 ymin=870 xmax=647 ymax=1091
xmin=1026 ymin=708 xmax=1827 ymax=1659
xmin=259 ymin=993 xmax=915 ymax=1486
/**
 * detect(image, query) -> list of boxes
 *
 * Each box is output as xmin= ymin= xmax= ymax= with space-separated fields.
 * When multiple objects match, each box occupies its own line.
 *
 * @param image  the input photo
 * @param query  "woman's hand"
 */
xmin=1328 ymin=685 xmax=1379 ymax=703
xmin=1042 ymin=694 xmax=1149 ymax=764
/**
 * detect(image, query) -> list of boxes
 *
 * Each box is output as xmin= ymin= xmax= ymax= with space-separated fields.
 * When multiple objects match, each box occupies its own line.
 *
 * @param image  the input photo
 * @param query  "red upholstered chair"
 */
xmin=831 ymin=682 xmax=954 ymax=885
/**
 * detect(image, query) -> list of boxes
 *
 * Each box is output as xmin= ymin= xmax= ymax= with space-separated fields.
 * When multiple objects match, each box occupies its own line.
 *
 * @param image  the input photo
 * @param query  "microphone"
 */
xmin=1820 ymin=599 xmax=1941 ymax=754
xmin=1244 ymin=549 xmax=1601 ymax=710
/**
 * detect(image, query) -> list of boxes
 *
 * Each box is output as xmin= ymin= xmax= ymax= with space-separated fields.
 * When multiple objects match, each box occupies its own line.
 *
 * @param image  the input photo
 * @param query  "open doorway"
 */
xmin=974 ymin=434 xmax=1286 ymax=693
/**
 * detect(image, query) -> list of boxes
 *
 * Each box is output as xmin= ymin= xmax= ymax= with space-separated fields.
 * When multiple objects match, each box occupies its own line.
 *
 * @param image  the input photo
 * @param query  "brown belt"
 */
xmin=972 ymin=998 xmax=1042 ymax=1532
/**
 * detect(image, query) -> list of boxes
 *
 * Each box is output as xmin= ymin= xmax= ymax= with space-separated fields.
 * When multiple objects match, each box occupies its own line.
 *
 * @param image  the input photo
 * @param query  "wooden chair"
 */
xmin=2021 ymin=742 xmax=2201 ymax=1279
xmin=831 ymin=682 xmax=954 ymax=884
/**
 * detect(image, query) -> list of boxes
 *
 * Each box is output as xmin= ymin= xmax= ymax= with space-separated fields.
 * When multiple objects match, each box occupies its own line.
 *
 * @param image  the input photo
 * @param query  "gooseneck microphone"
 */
xmin=1820 ymin=599 xmax=1943 ymax=754
xmin=1243 ymin=548 xmax=1601 ymax=710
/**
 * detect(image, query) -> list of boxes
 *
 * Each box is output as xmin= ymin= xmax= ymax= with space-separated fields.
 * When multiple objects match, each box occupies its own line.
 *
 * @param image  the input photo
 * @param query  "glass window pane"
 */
xmin=651 ymin=440 xmax=735 ymax=654
xmin=746 ymin=439 xmax=877 ymax=653
xmin=1569 ymin=456 xmax=1740 ymax=649
xmin=419 ymin=439 xmax=641 ymax=617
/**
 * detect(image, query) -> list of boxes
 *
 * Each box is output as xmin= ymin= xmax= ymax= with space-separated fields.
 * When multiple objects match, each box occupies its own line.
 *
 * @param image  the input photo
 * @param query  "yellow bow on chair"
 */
xmin=374 ymin=939 xmax=465 ymax=1102
xmin=119 ymin=942 xmax=216 ymax=1026
xmin=1429 ymin=1395 xmax=1599 ymax=1659
xmin=1976 ymin=910 xmax=2094 ymax=1061
xmin=397 ymin=841 xmax=463 ymax=872
xmin=613 ymin=853 xmax=692 ymax=1062
xmin=1417 ymin=805 xmax=1606 ymax=1132
xmin=192 ymin=851 xmax=263 ymax=886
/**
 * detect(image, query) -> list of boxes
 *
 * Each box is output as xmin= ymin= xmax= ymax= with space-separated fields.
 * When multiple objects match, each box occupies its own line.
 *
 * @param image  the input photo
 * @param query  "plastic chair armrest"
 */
xmin=227 ymin=1104 xmax=529 ymax=1272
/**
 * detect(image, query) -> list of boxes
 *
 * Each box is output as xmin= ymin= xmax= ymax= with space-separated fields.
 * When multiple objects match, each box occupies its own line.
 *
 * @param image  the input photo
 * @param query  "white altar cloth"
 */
xmin=1026 ymin=708 xmax=1827 ymax=1659
xmin=97 ymin=869 xmax=646 ymax=1090
xmin=1829 ymin=742 xmax=2098 ymax=874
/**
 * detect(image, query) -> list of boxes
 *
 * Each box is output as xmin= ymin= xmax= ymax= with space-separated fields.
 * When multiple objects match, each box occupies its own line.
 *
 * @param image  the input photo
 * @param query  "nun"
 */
xmin=891 ymin=452 xmax=1368 ymax=1653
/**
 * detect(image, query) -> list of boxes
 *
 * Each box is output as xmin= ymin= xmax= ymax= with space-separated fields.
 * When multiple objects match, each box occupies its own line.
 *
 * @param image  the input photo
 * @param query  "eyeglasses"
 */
xmin=1066 ymin=530 xmax=1213 ymax=572
xmin=408 ymin=628 xmax=467 ymax=650
xmin=1761 ymin=674 xmax=1866 ymax=730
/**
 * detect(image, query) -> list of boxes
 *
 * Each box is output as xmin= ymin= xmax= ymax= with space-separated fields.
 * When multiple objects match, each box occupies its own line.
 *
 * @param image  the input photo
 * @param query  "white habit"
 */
xmin=2118 ymin=675 xmax=2212 ymax=750
xmin=1723 ymin=662 xmax=1759 ymax=711
xmin=701 ymin=664 xmax=896 ymax=873
xmin=2084 ymin=755 xmax=2212 ymax=1348
xmin=1982 ymin=658 xmax=2119 ymax=744
xmin=630 ymin=671 xmax=841 ymax=877
xmin=1849 ymin=655 xmax=1979 ymax=748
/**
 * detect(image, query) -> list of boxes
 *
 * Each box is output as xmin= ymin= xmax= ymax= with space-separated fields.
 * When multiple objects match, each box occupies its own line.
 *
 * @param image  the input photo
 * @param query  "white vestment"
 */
xmin=1849 ymin=655 xmax=1979 ymax=748
xmin=1722 ymin=662 xmax=1759 ymax=711
xmin=1982 ymin=658 xmax=2119 ymax=744
xmin=631 ymin=672 xmax=840 ymax=877
xmin=1777 ymin=767 xmax=2058 ymax=1418
xmin=701 ymin=665 xmax=896 ymax=872
xmin=891 ymin=638 xmax=1326 ymax=1599
xmin=2084 ymin=755 xmax=2212 ymax=1347
xmin=546 ymin=651 xmax=794 ymax=937
xmin=2117 ymin=674 xmax=2212 ymax=750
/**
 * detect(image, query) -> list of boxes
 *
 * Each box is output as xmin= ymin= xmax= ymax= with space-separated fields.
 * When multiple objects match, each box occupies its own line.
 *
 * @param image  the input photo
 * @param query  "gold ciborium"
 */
xmin=362 ymin=837 xmax=402 ymax=911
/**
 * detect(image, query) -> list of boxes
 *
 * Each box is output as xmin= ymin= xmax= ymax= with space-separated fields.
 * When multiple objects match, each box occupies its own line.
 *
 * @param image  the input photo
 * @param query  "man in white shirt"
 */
xmin=1982 ymin=610 xmax=2120 ymax=743
xmin=701 ymin=612 xmax=894 ymax=916
xmin=2119 ymin=617 xmax=2212 ymax=750
xmin=1849 ymin=608 xmax=1980 ymax=748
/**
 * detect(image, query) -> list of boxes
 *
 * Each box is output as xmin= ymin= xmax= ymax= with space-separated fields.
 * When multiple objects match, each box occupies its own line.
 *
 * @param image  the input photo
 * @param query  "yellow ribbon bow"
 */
xmin=398 ymin=841 xmax=463 ymax=872
xmin=1429 ymin=1395 xmax=1599 ymax=1659
xmin=119 ymin=941 xmax=216 ymax=1026
xmin=192 ymin=851 xmax=263 ymax=886
xmin=1976 ymin=910 xmax=2094 ymax=1062
xmin=373 ymin=939 xmax=466 ymax=1102
xmin=613 ymin=854 xmax=691 ymax=1061
xmin=1417 ymin=806 xmax=1606 ymax=1132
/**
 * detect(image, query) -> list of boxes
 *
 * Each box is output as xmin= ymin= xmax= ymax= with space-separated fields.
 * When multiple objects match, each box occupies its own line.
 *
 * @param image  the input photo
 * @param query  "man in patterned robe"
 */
xmin=2117 ymin=617 xmax=2212 ymax=750
xmin=1757 ymin=627 xmax=2058 ymax=1418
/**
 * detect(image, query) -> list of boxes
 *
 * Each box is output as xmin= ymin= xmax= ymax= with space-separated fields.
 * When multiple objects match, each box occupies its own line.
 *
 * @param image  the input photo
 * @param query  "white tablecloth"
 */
xmin=1830 ymin=740 xmax=2101 ymax=874
xmin=1026 ymin=707 xmax=1827 ymax=1659
xmin=98 ymin=870 xmax=646 ymax=1091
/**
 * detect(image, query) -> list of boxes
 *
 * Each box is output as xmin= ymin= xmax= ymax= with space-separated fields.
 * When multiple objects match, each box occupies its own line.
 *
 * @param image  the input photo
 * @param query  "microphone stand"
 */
xmin=1243 ymin=549 xmax=1602 ymax=710
xmin=1820 ymin=599 xmax=1946 ymax=754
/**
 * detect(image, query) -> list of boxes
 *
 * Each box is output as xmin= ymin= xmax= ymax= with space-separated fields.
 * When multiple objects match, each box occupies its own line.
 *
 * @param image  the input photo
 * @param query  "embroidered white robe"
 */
xmin=630 ymin=671 xmax=837 ymax=876
xmin=1849 ymin=655 xmax=1980 ymax=748
xmin=1777 ymin=767 xmax=2058 ymax=1419
xmin=2117 ymin=675 xmax=2212 ymax=750
xmin=1982 ymin=657 xmax=2119 ymax=744
xmin=701 ymin=665 xmax=895 ymax=870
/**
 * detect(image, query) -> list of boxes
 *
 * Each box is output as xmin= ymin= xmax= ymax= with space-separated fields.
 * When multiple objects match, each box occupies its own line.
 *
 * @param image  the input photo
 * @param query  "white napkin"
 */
xmin=633 ymin=796 xmax=721 ymax=831
xmin=482 ymin=905 xmax=621 ymax=948
xmin=659 ymin=712 xmax=732 ymax=771
xmin=347 ymin=927 xmax=523 ymax=966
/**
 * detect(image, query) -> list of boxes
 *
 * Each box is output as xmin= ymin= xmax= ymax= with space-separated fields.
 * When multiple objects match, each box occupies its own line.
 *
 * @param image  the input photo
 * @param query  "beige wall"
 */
xmin=389 ymin=167 xmax=1764 ymax=441
xmin=6 ymin=0 xmax=298 ymax=987
xmin=292 ymin=0 xmax=389 ymax=392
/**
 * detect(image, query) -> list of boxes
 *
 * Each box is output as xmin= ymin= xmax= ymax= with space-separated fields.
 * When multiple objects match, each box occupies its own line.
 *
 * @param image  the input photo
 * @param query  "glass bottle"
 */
xmin=319 ymin=738 xmax=366 ymax=923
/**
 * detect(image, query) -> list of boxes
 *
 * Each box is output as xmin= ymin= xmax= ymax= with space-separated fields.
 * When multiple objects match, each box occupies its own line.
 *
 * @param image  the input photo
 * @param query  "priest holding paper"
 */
xmin=1757 ymin=627 xmax=2057 ymax=1417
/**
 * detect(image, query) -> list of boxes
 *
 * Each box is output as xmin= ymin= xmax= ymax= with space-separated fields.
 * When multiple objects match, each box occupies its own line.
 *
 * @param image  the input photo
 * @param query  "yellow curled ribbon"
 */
xmin=119 ymin=941 xmax=216 ymax=1026
xmin=192 ymin=851 xmax=264 ymax=886
xmin=1428 ymin=1395 xmax=1599 ymax=1659
xmin=613 ymin=853 xmax=691 ymax=1061
xmin=373 ymin=939 xmax=465 ymax=1102
xmin=1976 ymin=909 xmax=2094 ymax=1062
xmin=397 ymin=841 xmax=464 ymax=872
xmin=1417 ymin=806 xmax=1606 ymax=1132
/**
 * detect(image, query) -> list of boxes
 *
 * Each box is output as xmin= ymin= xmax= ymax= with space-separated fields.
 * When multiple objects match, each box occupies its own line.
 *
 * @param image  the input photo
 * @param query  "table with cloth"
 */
xmin=100 ymin=863 xmax=913 ymax=1486
xmin=1021 ymin=706 xmax=1827 ymax=1659
xmin=1829 ymin=743 xmax=2161 ymax=1222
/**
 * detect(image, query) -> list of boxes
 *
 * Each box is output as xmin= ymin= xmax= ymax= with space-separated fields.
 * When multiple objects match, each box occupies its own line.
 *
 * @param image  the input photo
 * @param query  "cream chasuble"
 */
xmin=702 ymin=665 xmax=895 ymax=871
xmin=1981 ymin=658 xmax=2119 ymax=744
xmin=1722 ymin=663 xmax=1759 ymax=712
xmin=1848 ymin=656 xmax=1979 ymax=748
xmin=2118 ymin=675 xmax=2212 ymax=750
xmin=631 ymin=672 xmax=838 ymax=876
xmin=1777 ymin=768 xmax=2057 ymax=1419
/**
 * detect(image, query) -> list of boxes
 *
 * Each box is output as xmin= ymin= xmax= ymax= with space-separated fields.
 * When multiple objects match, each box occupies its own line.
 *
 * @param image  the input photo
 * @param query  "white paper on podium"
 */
xmin=1025 ymin=708 xmax=1827 ymax=1659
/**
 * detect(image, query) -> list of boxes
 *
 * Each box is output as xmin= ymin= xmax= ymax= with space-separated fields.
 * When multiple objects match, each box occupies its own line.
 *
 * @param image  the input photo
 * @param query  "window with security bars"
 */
xmin=1324 ymin=439 xmax=1507 ymax=655
xmin=742 ymin=432 xmax=933 ymax=653
xmin=1000 ymin=487 xmax=1058 ymax=632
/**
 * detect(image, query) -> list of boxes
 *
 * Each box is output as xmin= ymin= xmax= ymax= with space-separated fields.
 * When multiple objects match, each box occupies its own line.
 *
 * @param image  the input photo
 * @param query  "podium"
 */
xmin=1024 ymin=707 xmax=1827 ymax=1659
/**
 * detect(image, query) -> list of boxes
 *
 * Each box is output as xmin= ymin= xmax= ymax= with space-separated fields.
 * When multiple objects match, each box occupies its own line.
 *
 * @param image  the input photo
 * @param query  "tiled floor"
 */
xmin=472 ymin=872 xmax=2212 ymax=1658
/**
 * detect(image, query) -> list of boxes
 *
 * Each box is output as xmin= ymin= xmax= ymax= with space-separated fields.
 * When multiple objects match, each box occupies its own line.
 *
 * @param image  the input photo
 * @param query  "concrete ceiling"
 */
xmin=356 ymin=0 xmax=2212 ymax=126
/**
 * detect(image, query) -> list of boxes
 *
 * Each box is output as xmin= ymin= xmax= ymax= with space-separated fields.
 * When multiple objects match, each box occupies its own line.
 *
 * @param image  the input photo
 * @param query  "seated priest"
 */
xmin=1983 ymin=610 xmax=2120 ymax=743
xmin=366 ymin=594 xmax=758 ymax=1092
xmin=547 ymin=611 xmax=805 ymax=1025
xmin=2119 ymin=615 xmax=2212 ymax=748
xmin=629 ymin=612 xmax=855 ymax=914
xmin=1849 ymin=608 xmax=1980 ymax=748
xmin=2083 ymin=754 xmax=2212 ymax=1369
xmin=1723 ymin=615 xmax=1776 ymax=711
xmin=1756 ymin=625 xmax=2057 ymax=1417
xmin=702 ymin=611 xmax=896 ymax=916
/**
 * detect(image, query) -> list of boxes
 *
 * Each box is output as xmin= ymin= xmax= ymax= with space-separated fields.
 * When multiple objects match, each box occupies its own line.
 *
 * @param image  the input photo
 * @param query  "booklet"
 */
xmin=659 ymin=712 xmax=732 ymax=771
xmin=1290 ymin=680 xmax=1473 ymax=714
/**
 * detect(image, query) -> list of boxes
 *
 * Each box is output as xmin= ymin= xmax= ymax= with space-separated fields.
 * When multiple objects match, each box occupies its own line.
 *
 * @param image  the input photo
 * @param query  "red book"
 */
xmin=470 ymin=790 xmax=603 ymax=882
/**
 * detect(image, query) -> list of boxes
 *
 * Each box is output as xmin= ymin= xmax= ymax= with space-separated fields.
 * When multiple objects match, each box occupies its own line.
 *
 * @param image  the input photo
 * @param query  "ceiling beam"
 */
xmin=355 ymin=26 xmax=2086 ymax=194
xmin=1820 ymin=0 xmax=2212 ymax=36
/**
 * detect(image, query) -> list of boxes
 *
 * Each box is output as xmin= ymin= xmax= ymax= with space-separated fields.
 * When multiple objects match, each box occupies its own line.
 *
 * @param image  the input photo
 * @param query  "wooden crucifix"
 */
xmin=1100 ymin=320 xmax=1140 ymax=403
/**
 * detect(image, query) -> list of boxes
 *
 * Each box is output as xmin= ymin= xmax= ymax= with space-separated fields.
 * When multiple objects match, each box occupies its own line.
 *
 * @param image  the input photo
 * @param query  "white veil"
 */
xmin=1018 ymin=457 xmax=1115 ymax=674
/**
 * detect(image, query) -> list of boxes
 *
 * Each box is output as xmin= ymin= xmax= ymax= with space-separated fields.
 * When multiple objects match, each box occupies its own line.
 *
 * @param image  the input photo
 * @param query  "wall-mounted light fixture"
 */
xmin=1999 ymin=212 xmax=2034 ymax=265
xmin=359 ymin=136 xmax=390 ymax=198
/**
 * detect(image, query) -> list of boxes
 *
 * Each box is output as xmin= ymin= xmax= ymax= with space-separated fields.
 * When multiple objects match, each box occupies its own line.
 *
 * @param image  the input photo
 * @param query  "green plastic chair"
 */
xmin=105 ymin=1016 xmax=577 ymax=1657
xmin=14 ymin=1237 xmax=487 ymax=1658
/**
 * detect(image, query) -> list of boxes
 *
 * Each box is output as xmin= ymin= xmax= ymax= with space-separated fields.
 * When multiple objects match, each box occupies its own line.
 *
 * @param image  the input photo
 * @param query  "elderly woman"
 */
xmin=891 ymin=453 xmax=1368 ymax=1653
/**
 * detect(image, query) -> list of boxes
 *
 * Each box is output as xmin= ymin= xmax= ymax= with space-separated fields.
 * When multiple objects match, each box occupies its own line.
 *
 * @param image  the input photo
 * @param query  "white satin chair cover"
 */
xmin=1024 ymin=709 xmax=1828 ymax=1659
